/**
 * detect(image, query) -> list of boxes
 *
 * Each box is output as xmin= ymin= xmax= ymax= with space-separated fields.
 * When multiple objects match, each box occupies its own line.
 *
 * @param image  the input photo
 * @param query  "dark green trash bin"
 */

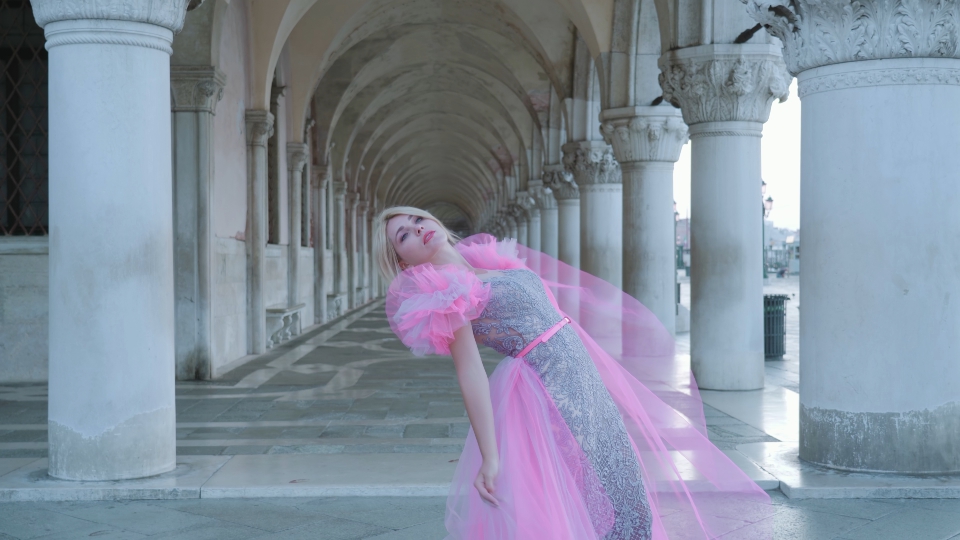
xmin=764 ymin=294 xmax=790 ymax=360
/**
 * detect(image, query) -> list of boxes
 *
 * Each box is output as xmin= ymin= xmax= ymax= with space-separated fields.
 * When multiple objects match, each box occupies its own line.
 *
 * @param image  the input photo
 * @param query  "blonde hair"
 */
xmin=373 ymin=206 xmax=461 ymax=282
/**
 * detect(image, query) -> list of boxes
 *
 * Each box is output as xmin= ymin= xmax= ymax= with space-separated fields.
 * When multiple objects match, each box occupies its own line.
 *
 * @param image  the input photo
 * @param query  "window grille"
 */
xmin=0 ymin=0 xmax=48 ymax=236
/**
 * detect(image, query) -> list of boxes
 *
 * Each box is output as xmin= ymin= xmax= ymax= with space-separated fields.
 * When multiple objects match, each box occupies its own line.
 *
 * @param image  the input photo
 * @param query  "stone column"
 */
xmin=510 ymin=204 xmax=529 ymax=246
xmin=332 ymin=181 xmax=347 ymax=305
xmin=346 ymin=191 xmax=359 ymax=309
xmin=357 ymin=201 xmax=370 ymax=303
xmin=660 ymin=44 xmax=789 ymax=390
xmin=544 ymin=165 xmax=580 ymax=268
xmin=523 ymin=193 xmax=541 ymax=252
xmin=286 ymin=143 xmax=307 ymax=307
xmin=37 ymin=0 xmax=188 ymax=480
xmin=244 ymin=111 xmax=274 ymax=354
xmin=534 ymin=173 xmax=559 ymax=259
xmin=601 ymin=106 xmax=688 ymax=335
xmin=564 ymin=141 xmax=623 ymax=287
xmin=171 ymin=66 xmax=224 ymax=380
xmin=311 ymin=167 xmax=329 ymax=323
xmin=746 ymin=0 xmax=960 ymax=473
xmin=504 ymin=213 xmax=518 ymax=241
xmin=367 ymin=207 xmax=379 ymax=299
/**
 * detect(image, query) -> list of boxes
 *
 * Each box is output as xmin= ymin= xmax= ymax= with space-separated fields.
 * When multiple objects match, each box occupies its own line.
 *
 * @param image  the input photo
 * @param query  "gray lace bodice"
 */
xmin=469 ymin=268 xmax=652 ymax=540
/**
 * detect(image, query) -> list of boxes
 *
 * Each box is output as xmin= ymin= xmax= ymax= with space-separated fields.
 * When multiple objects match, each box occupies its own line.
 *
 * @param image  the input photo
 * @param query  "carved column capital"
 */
xmin=311 ymin=166 xmax=330 ymax=189
xmin=332 ymin=181 xmax=347 ymax=199
xmin=31 ymin=0 xmax=189 ymax=32
xmin=357 ymin=201 xmax=370 ymax=215
xmin=346 ymin=190 xmax=360 ymax=210
xmin=561 ymin=141 xmax=622 ymax=188
xmin=542 ymin=164 xmax=579 ymax=201
xmin=171 ymin=66 xmax=224 ymax=114
xmin=507 ymin=203 xmax=528 ymax=221
xmin=244 ymin=110 xmax=274 ymax=147
xmin=516 ymin=191 xmax=537 ymax=214
xmin=742 ymin=0 xmax=960 ymax=76
xmin=658 ymin=44 xmax=790 ymax=126
xmin=286 ymin=143 xmax=308 ymax=174
xmin=600 ymin=106 xmax=688 ymax=163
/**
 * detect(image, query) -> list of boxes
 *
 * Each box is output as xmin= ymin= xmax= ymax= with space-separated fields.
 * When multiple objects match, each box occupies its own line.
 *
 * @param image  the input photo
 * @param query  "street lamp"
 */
xmin=762 ymin=195 xmax=774 ymax=277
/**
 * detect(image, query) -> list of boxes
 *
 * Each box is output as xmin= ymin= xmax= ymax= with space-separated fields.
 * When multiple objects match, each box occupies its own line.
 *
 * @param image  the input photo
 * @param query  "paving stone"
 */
xmin=0 ymin=505 xmax=117 ymax=539
xmin=319 ymin=425 xmax=366 ymax=438
xmin=721 ymin=506 xmax=869 ymax=540
xmin=835 ymin=507 xmax=960 ymax=540
xmin=221 ymin=445 xmax=272 ymax=455
xmin=30 ymin=502 xmax=221 ymax=536
xmin=250 ymin=514 xmax=388 ymax=540
xmin=176 ymin=446 xmax=226 ymax=455
xmin=363 ymin=425 xmax=406 ymax=438
xmin=403 ymin=424 xmax=450 ymax=439
xmin=306 ymin=497 xmax=446 ymax=530
xmin=150 ymin=498 xmax=331 ymax=533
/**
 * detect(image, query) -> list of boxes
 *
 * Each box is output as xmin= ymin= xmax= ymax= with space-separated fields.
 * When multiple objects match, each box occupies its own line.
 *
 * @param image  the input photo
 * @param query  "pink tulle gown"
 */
xmin=386 ymin=235 xmax=773 ymax=539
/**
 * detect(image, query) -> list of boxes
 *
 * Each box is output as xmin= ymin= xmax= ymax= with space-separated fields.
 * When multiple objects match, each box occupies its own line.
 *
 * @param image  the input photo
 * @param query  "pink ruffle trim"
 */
xmin=455 ymin=234 xmax=527 ymax=271
xmin=386 ymin=264 xmax=491 ymax=356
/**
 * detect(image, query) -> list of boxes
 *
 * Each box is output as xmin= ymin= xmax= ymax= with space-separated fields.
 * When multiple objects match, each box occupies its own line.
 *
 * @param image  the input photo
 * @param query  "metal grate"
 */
xmin=0 ymin=0 xmax=48 ymax=236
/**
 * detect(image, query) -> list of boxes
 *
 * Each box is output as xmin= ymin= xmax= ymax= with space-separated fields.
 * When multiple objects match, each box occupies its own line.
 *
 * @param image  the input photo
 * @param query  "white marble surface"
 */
xmin=201 ymin=453 xmax=460 ymax=498
xmin=0 ymin=456 xmax=230 ymax=502
xmin=721 ymin=449 xmax=779 ymax=491
xmin=700 ymin=385 xmax=800 ymax=443
xmin=738 ymin=442 xmax=960 ymax=499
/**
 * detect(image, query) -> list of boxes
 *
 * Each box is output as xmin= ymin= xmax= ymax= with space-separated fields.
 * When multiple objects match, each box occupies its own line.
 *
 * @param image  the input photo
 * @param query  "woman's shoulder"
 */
xmin=385 ymin=263 xmax=490 ymax=356
xmin=455 ymin=234 xmax=527 ymax=271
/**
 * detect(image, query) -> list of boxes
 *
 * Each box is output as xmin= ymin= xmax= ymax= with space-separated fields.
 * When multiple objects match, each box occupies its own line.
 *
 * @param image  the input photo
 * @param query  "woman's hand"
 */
xmin=474 ymin=458 xmax=500 ymax=507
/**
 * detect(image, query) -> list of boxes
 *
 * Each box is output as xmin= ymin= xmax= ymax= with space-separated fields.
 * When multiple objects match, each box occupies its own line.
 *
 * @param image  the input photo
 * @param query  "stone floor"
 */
xmin=4 ymin=276 xmax=960 ymax=538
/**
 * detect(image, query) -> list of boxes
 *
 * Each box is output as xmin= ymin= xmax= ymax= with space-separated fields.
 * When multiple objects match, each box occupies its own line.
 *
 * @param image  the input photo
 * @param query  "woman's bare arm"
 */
xmin=449 ymin=324 xmax=499 ymax=506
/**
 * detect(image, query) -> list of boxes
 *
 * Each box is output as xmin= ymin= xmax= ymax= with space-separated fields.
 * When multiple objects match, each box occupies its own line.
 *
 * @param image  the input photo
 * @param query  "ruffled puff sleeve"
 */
xmin=385 ymin=264 xmax=491 ymax=356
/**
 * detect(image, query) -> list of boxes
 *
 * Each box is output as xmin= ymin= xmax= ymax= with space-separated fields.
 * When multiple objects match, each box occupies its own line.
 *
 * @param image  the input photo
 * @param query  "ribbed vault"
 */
xmin=296 ymin=0 xmax=578 ymax=231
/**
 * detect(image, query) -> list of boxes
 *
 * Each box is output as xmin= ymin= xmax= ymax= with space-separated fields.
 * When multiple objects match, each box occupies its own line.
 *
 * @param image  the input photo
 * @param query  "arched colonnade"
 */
xmin=26 ymin=0 xmax=960 ymax=483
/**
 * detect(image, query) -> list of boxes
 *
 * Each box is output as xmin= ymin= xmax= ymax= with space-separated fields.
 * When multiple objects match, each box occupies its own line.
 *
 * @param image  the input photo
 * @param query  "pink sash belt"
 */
xmin=515 ymin=316 xmax=572 ymax=359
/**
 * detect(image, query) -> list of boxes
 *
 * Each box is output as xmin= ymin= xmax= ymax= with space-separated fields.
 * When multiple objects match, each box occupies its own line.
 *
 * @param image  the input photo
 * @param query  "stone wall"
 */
xmin=0 ymin=239 xmax=48 ymax=382
xmin=212 ymin=237 xmax=246 ymax=372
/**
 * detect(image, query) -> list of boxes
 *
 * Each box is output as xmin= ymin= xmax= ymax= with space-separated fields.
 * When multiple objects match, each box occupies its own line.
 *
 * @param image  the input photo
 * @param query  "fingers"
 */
xmin=474 ymin=477 xmax=499 ymax=507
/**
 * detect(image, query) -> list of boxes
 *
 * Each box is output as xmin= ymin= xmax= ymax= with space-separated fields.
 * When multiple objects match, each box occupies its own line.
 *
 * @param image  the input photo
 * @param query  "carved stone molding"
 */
xmin=561 ymin=141 xmax=621 ymax=187
xmin=31 ymin=0 xmax=189 ymax=33
xmin=798 ymin=59 xmax=960 ymax=98
xmin=332 ymin=181 xmax=347 ymax=198
xmin=543 ymin=164 xmax=579 ymax=201
xmin=659 ymin=44 xmax=791 ymax=126
xmin=515 ymin=191 xmax=537 ymax=214
xmin=286 ymin=143 xmax=308 ymax=174
xmin=244 ymin=110 xmax=274 ymax=148
xmin=742 ymin=0 xmax=960 ymax=76
xmin=600 ymin=106 xmax=688 ymax=163
xmin=507 ymin=203 xmax=528 ymax=222
xmin=171 ymin=66 xmax=224 ymax=114
xmin=527 ymin=179 xmax=557 ymax=211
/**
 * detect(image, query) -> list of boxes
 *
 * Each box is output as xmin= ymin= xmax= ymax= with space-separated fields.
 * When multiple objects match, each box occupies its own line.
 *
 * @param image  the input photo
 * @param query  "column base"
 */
xmin=800 ymin=403 xmax=960 ymax=474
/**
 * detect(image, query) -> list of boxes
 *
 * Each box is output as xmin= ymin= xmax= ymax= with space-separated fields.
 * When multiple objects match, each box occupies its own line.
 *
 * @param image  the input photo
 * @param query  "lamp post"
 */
xmin=674 ymin=201 xmax=681 ymax=270
xmin=763 ymin=194 xmax=774 ymax=278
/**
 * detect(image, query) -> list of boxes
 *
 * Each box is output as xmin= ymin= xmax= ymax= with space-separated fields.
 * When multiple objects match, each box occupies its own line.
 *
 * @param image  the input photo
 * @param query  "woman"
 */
xmin=374 ymin=206 xmax=772 ymax=539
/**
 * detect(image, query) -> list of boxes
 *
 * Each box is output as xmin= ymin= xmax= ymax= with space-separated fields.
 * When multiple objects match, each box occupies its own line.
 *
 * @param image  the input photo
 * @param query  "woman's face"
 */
xmin=386 ymin=214 xmax=447 ymax=269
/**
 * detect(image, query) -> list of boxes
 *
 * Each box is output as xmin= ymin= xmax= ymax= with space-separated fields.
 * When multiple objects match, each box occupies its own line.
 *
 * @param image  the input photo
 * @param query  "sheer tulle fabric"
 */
xmin=445 ymin=355 xmax=616 ymax=539
xmin=385 ymin=264 xmax=490 ymax=356
xmin=454 ymin=234 xmax=774 ymax=539
xmin=386 ymin=235 xmax=774 ymax=539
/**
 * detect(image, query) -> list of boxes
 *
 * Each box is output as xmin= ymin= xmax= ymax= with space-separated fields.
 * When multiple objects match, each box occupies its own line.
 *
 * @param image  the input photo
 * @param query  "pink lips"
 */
xmin=423 ymin=230 xmax=435 ymax=245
